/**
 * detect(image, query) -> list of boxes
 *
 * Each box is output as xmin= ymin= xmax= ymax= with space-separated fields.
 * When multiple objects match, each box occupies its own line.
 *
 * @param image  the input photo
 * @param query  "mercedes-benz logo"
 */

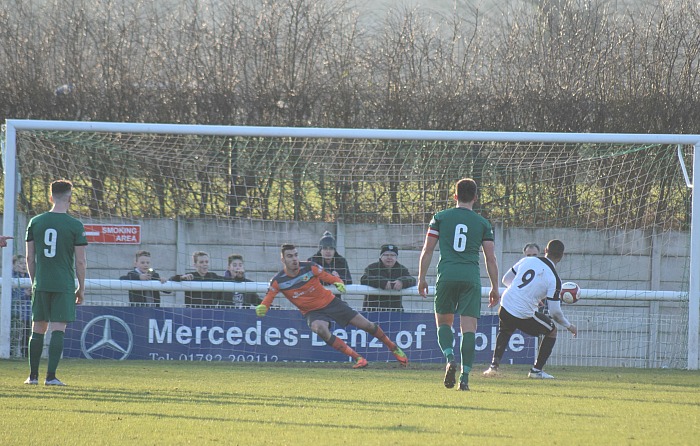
xmin=80 ymin=315 xmax=134 ymax=360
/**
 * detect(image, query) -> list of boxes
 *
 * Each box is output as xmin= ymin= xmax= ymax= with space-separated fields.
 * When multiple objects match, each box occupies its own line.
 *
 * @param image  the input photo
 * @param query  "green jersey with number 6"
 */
xmin=25 ymin=212 xmax=88 ymax=293
xmin=427 ymin=207 xmax=494 ymax=284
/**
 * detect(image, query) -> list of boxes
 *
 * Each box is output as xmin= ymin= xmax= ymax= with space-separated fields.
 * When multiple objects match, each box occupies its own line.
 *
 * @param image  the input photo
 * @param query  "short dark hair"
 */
xmin=228 ymin=254 xmax=244 ymax=264
xmin=51 ymin=179 xmax=73 ymax=197
xmin=456 ymin=178 xmax=477 ymax=203
xmin=135 ymin=250 xmax=151 ymax=260
xmin=546 ymin=239 xmax=565 ymax=260
xmin=281 ymin=243 xmax=296 ymax=255
xmin=192 ymin=251 xmax=209 ymax=263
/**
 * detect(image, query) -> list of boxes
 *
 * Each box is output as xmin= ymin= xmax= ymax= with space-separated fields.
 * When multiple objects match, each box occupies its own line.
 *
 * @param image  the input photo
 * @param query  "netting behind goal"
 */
xmin=2 ymin=121 xmax=698 ymax=369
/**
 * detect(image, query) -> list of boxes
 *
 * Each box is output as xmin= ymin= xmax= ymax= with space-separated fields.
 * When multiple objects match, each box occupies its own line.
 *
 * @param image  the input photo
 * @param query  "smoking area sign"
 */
xmin=84 ymin=224 xmax=141 ymax=244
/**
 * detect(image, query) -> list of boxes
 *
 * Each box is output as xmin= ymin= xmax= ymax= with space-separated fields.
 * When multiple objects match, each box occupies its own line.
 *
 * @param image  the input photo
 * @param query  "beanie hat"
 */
xmin=380 ymin=244 xmax=399 ymax=256
xmin=319 ymin=231 xmax=336 ymax=249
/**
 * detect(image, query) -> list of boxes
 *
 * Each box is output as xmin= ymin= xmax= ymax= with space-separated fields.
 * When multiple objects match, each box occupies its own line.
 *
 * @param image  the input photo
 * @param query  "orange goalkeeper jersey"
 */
xmin=262 ymin=262 xmax=341 ymax=314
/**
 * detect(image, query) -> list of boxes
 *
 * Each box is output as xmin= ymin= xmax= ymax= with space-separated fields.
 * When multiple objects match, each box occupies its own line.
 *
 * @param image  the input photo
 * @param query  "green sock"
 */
xmin=437 ymin=325 xmax=455 ymax=362
xmin=460 ymin=331 xmax=476 ymax=375
xmin=47 ymin=331 xmax=65 ymax=375
xmin=28 ymin=332 xmax=45 ymax=378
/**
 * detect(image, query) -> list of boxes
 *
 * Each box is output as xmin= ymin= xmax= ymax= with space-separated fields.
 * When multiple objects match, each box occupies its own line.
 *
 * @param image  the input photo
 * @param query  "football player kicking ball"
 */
xmin=256 ymin=244 xmax=408 ymax=368
xmin=484 ymin=239 xmax=577 ymax=379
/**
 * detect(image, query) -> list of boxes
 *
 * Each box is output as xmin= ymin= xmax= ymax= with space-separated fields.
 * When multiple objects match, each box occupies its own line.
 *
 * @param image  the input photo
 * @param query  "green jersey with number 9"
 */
xmin=427 ymin=207 xmax=494 ymax=284
xmin=26 ymin=212 xmax=88 ymax=293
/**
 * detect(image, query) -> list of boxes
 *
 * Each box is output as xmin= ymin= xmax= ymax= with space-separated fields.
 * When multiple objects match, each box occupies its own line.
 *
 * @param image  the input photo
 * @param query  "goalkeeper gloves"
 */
xmin=255 ymin=304 xmax=268 ymax=317
xmin=335 ymin=282 xmax=346 ymax=293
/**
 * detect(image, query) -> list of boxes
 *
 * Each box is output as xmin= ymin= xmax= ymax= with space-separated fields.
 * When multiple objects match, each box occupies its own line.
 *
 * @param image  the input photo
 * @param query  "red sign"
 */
xmin=84 ymin=224 xmax=141 ymax=244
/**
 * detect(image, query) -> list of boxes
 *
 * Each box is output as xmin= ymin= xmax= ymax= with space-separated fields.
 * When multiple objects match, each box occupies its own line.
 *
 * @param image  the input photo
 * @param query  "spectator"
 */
xmin=360 ymin=244 xmax=416 ymax=311
xmin=120 ymin=250 xmax=169 ymax=307
xmin=308 ymin=231 xmax=353 ymax=299
xmin=523 ymin=242 xmax=540 ymax=257
xmin=11 ymin=254 xmax=31 ymax=357
xmin=224 ymin=254 xmax=262 ymax=308
xmin=169 ymin=251 xmax=228 ymax=307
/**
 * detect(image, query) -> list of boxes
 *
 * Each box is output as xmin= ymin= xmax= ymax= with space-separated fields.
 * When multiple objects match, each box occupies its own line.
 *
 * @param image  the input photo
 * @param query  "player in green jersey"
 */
xmin=24 ymin=180 xmax=88 ymax=386
xmin=418 ymin=178 xmax=500 ymax=391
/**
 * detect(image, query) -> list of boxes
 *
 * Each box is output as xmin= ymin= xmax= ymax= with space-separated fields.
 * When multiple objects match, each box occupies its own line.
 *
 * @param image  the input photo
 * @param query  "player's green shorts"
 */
xmin=32 ymin=290 xmax=77 ymax=322
xmin=434 ymin=281 xmax=481 ymax=318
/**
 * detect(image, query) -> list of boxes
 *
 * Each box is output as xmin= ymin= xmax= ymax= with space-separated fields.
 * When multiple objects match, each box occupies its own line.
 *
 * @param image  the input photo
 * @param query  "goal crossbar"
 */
xmin=7 ymin=119 xmax=700 ymax=144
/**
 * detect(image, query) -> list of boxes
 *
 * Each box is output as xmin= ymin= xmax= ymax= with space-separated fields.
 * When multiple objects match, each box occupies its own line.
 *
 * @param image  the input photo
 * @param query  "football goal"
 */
xmin=2 ymin=120 xmax=699 ymax=369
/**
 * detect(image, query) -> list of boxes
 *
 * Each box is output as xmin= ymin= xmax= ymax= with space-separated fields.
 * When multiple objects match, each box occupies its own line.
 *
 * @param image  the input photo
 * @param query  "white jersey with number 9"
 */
xmin=501 ymin=256 xmax=560 ymax=319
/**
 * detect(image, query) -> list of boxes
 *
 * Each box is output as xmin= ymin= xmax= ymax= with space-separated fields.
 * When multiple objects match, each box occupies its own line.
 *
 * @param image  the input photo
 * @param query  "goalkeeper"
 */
xmin=256 ymin=244 xmax=408 ymax=368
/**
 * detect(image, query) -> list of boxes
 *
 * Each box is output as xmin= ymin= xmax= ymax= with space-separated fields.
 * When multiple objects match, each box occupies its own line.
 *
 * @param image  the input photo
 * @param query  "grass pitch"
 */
xmin=1 ymin=359 xmax=698 ymax=445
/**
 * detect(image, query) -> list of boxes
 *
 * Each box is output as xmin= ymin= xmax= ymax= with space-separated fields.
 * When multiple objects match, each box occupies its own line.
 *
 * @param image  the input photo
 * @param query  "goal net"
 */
xmin=2 ymin=120 xmax=698 ymax=369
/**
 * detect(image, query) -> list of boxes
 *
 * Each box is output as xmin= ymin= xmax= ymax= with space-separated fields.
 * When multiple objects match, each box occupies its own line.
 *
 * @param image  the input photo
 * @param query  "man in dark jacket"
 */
xmin=360 ymin=244 xmax=416 ymax=311
xmin=308 ymin=231 xmax=353 ymax=299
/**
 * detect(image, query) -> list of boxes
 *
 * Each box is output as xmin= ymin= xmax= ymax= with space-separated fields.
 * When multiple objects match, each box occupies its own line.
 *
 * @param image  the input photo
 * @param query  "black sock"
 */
xmin=534 ymin=336 xmax=556 ymax=370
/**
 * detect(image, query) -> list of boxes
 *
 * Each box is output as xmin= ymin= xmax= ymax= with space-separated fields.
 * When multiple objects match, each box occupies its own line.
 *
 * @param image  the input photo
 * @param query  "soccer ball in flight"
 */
xmin=560 ymin=282 xmax=581 ymax=304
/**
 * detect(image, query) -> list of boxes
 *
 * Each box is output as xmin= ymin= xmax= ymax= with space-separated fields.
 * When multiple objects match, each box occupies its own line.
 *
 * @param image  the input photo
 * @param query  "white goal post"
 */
xmin=2 ymin=119 xmax=699 ymax=369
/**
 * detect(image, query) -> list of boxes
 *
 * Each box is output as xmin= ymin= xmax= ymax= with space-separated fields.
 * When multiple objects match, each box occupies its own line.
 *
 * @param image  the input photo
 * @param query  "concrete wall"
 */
xmin=4 ymin=216 xmax=690 ymax=306
xmin=4 ymin=217 xmax=685 ymax=306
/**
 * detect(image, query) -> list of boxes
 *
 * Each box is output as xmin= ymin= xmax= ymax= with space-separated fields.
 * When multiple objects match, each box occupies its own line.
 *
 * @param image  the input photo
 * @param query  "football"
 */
xmin=560 ymin=282 xmax=581 ymax=304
